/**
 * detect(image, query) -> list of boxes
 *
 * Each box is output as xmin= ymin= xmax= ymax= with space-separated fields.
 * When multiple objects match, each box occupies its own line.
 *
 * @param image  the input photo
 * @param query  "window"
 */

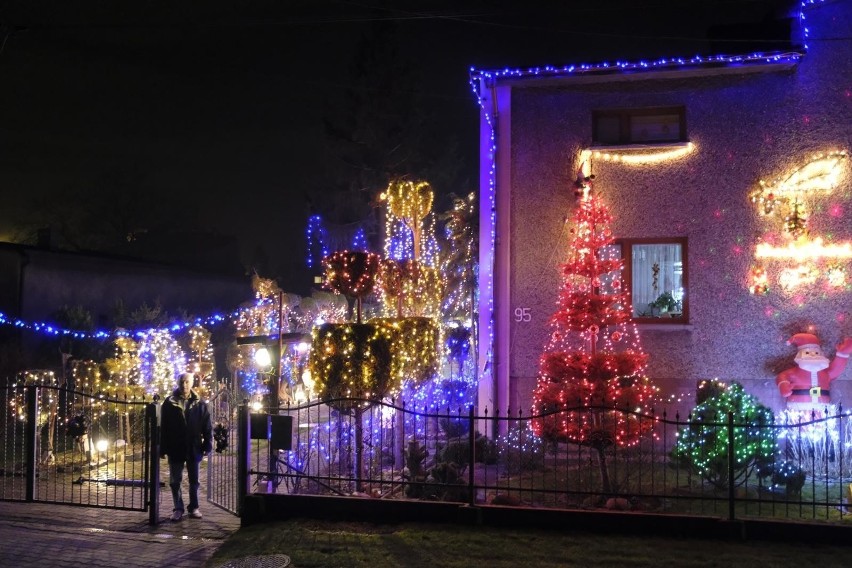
xmin=604 ymin=238 xmax=688 ymax=322
xmin=593 ymin=107 xmax=686 ymax=145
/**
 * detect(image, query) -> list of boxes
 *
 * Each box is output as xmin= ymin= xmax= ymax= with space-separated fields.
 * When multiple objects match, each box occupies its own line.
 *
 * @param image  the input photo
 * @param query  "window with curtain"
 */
xmin=604 ymin=238 xmax=688 ymax=322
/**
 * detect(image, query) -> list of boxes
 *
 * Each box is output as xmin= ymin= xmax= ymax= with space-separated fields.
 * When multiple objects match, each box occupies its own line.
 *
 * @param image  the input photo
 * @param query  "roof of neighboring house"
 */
xmin=0 ymin=238 xmax=247 ymax=280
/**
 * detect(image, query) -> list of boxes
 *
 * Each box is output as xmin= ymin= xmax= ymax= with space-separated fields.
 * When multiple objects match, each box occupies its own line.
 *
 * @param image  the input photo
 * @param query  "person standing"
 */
xmin=160 ymin=372 xmax=212 ymax=521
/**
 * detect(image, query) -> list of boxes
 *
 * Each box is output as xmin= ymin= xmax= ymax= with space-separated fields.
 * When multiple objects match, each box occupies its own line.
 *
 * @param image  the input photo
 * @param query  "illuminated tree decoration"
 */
xmin=379 ymin=258 xmax=406 ymax=316
xmin=294 ymin=290 xmax=349 ymax=328
xmin=381 ymin=179 xmax=433 ymax=260
xmin=322 ymin=250 xmax=381 ymax=323
xmin=10 ymin=370 xmax=56 ymax=424
xmin=670 ymin=380 xmax=776 ymax=489
xmin=309 ymin=318 xmax=439 ymax=410
xmin=138 ymin=329 xmax=186 ymax=395
xmin=187 ymin=324 xmax=215 ymax=396
xmin=102 ymin=336 xmax=143 ymax=399
xmin=439 ymin=192 xmax=478 ymax=322
xmin=531 ymin=173 xmax=658 ymax=493
xmin=309 ymin=322 xmax=395 ymax=414
xmin=306 ymin=214 xmax=372 ymax=268
xmin=371 ymin=317 xmax=440 ymax=387
xmin=445 ymin=323 xmax=471 ymax=380
xmin=70 ymin=360 xmax=111 ymax=420
xmin=378 ymin=258 xmax=443 ymax=318
xmin=71 ymin=359 xmax=102 ymax=394
xmin=236 ymin=276 xmax=285 ymax=336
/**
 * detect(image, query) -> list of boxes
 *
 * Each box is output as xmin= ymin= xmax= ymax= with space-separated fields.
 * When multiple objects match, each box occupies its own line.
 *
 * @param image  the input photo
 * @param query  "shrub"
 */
xmin=498 ymin=424 xmax=546 ymax=474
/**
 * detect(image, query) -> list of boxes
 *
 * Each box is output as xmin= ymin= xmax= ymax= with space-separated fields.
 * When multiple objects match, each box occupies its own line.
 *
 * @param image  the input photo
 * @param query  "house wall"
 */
xmin=502 ymin=2 xmax=852 ymax=416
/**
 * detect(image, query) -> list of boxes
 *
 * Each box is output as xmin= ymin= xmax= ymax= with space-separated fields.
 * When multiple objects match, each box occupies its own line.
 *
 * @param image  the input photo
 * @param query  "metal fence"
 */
xmin=0 ymin=384 xmax=155 ymax=512
xmin=7 ymin=384 xmax=848 ymax=525
xmin=239 ymin=398 xmax=852 ymax=523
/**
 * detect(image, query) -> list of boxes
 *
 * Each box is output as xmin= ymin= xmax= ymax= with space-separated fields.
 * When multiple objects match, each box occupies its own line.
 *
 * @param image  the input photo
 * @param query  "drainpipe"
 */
xmin=477 ymin=77 xmax=498 ymax=437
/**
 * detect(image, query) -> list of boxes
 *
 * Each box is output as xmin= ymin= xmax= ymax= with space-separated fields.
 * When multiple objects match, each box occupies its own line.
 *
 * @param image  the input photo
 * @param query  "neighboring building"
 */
xmin=0 ymin=240 xmax=251 ymax=375
xmin=470 ymin=0 xmax=852 ymax=419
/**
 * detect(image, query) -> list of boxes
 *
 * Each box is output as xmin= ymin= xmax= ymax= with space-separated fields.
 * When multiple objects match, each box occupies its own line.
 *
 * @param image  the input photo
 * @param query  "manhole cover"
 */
xmin=215 ymin=554 xmax=291 ymax=568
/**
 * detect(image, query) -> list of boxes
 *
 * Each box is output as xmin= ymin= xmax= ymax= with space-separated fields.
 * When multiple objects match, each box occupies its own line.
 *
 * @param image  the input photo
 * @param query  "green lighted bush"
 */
xmin=670 ymin=380 xmax=776 ymax=489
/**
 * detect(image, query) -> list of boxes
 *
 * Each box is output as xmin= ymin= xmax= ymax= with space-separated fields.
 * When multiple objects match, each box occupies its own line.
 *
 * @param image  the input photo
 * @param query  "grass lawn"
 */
xmin=207 ymin=518 xmax=851 ymax=567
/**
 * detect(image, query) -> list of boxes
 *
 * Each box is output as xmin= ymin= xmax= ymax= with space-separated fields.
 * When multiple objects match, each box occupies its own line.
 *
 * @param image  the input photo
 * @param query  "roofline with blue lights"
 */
xmin=467 ymin=0 xmax=830 ymax=92
xmin=469 ymin=50 xmax=804 ymax=92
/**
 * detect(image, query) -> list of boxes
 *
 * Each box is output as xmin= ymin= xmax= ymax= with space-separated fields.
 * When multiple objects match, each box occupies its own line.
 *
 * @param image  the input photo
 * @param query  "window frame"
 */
xmin=592 ymin=106 xmax=687 ymax=146
xmin=616 ymin=237 xmax=689 ymax=324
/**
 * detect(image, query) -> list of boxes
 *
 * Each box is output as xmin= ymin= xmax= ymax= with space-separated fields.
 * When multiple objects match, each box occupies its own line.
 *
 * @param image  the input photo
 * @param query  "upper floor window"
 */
xmin=593 ymin=106 xmax=686 ymax=145
xmin=604 ymin=238 xmax=688 ymax=323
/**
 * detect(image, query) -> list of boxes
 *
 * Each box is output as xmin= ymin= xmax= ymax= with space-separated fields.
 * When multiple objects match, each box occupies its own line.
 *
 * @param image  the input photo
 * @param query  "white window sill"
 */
xmin=590 ymin=141 xmax=692 ymax=152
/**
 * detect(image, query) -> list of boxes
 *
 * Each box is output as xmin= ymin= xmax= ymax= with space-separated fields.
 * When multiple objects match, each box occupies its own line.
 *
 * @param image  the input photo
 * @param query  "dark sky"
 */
xmin=0 ymin=1 xmax=792 ymax=294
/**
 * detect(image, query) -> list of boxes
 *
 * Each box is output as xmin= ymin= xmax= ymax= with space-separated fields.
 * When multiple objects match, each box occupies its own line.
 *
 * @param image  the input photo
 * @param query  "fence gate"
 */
xmin=0 ymin=384 xmax=153 ymax=512
xmin=206 ymin=387 xmax=241 ymax=515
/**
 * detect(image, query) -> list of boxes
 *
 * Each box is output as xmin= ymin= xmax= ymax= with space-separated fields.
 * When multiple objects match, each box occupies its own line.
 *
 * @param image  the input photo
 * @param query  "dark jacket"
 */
xmin=160 ymin=388 xmax=212 ymax=462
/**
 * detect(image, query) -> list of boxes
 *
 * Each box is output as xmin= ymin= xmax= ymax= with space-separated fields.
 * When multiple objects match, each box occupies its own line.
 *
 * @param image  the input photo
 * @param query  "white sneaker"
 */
xmin=170 ymin=510 xmax=183 ymax=522
xmin=188 ymin=509 xmax=202 ymax=519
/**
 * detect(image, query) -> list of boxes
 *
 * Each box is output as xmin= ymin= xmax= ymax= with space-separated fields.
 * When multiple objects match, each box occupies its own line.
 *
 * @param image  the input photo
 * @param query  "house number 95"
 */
xmin=514 ymin=307 xmax=531 ymax=322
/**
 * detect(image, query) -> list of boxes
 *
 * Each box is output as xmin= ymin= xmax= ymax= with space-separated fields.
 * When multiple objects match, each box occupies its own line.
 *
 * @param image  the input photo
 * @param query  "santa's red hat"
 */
xmin=787 ymin=333 xmax=821 ymax=350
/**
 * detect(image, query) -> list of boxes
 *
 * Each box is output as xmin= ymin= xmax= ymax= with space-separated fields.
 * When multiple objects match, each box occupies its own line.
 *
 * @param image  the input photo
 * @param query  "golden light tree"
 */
xmin=102 ymin=336 xmax=144 ymax=399
xmin=187 ymin=324 xmax=215 ymax=397
xmin=379 ymin=258 xmax=443 ymax=318
xmin=382 ymin=179 xmax=434 ymax=261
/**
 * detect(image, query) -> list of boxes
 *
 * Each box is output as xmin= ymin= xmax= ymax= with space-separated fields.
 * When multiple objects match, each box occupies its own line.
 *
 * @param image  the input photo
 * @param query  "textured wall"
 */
xmin=504 ymin=2 xmax=852 ymax=415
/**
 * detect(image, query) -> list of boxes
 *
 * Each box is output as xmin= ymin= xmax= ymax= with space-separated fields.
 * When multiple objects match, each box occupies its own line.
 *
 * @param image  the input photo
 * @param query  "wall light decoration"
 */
xmin=588 ymin=142 xmax=695 ymax=165
xmin=749 ymin=151 xmax=850 ymax=294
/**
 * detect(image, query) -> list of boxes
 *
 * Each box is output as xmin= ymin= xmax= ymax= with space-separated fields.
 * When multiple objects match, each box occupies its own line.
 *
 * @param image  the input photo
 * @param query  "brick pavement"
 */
xmin=0 ymin=498 xmax=240 ymax=568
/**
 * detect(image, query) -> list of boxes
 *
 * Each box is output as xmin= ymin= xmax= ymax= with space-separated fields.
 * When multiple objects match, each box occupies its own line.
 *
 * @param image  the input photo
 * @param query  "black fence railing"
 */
xmin=0 ymin=385 xmax=156 ymax=514
xmin=240 ymin=399 xmax=852 ymax=523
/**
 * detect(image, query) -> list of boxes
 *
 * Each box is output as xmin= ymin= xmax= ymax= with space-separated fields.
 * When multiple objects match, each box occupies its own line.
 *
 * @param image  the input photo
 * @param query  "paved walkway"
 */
xmin=0 ymin=499 xmax=240 ymax=567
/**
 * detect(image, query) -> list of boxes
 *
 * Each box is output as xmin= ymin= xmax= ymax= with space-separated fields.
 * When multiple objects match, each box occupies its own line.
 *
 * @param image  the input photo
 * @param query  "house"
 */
xmin=470 ymin=0 xmax=852 ymax=420
xmin=0 ymin=239 xmax=251 ymax=376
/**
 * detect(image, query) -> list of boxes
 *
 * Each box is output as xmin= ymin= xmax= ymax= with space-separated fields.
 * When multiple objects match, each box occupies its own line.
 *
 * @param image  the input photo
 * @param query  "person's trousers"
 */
xmin=168 ymin=457 xmax=200 ymax=513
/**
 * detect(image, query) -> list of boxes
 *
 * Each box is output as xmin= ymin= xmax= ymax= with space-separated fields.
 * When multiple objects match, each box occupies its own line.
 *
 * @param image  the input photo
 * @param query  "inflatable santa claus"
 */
xmin=776 ymin=333 xmax=852 ymax=409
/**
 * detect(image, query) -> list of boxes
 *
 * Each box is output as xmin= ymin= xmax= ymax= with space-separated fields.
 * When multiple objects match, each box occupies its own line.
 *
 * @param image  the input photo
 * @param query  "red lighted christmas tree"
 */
xmin=531 ymin=173 xmax=658 ymax=493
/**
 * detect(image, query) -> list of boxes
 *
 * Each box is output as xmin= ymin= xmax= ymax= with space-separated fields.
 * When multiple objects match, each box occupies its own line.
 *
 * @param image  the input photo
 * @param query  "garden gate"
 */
xmin=205 ymin=387 xmax=242 ymax=516
xmin=0 ymin=384 xmax=156 ymax=515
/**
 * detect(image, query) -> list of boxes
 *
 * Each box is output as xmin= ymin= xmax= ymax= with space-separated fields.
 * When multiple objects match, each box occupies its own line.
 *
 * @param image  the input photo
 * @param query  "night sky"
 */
xmin=0 ymin=1 xmax=789 ymax=294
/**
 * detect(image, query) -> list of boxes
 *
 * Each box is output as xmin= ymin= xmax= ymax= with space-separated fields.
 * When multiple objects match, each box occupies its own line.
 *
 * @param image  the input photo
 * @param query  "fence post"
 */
xmin=238 ymin=401 xmax=249 ymax=514
xmin=25 ymin=386 xmax=37 ymax=502
xmin=148 ymin=395 xmax=160 ymax=525
xmin=728 ymin=411 xmax=735 ymax=521
xmin=468 ymin=405 xmax=475 ymax=506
